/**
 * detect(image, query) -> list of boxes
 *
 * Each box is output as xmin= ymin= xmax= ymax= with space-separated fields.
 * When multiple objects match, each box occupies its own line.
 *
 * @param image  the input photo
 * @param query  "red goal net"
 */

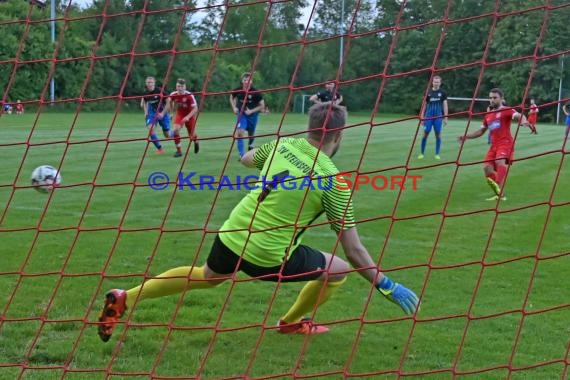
xmin=1 ymin=0 xmax=569 ymax=379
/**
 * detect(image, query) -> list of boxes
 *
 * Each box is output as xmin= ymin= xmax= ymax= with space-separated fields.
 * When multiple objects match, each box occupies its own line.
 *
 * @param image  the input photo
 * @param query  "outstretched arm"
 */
xmin=339 ymin=227 xmax=419 ymax=315
xmin=338 ymin=227 xmax=380 ymax=284
xmin=458 ymin=125 xmax=487 ymax=142
xmin=513 ymin=111 xmax=536 ymax=134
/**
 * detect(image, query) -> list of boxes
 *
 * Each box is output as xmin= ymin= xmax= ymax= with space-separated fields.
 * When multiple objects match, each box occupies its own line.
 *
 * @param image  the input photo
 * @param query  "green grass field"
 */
xmin=1 ymin=110 xmax=569 ymax=379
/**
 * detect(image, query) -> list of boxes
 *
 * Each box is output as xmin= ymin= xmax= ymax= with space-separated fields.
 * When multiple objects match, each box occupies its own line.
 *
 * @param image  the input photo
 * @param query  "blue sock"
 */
xmin=237 ymin=138 xmax=245 ymax=157
xmin=248 ymin=125 xmax=256 ymax=148
xmin=149 ymin=133 xmax=161 ymax=149
xmin=435 ymin=138 xmax=441 ymax=155
xmin=420 ymin=137 xmax=427 ymax=154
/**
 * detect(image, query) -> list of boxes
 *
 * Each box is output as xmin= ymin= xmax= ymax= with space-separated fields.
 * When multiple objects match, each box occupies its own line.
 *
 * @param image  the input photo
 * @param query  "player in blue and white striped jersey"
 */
xmin=418 ymin=76 xmax=448 ymax=160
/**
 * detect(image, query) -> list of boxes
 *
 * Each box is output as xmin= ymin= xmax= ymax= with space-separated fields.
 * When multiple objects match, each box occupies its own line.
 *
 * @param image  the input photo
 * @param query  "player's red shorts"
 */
xmin=174 ymin=114 xmax=197 ymax=137
xmin=528 ymin=114 xmax=537 ymax=124
xmin=485 ymin=143 xmax=514 ymax=166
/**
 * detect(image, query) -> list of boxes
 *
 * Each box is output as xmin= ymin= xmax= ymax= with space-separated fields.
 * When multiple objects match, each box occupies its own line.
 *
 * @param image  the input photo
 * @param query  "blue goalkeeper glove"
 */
xmin=376 ymin=276 xmax=419 ymax=315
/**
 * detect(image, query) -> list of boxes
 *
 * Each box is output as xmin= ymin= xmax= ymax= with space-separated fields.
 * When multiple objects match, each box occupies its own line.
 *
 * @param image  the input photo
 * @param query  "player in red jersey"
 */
xmin=527 ymin=98 xmax=538 ymax=134
xmin=165 ymin=78 xmax=199 ymax=158
xmin=458 ymin=88 xmax=534 ymax=201
xmin=14 ymin=100 xmax=24 ymax=115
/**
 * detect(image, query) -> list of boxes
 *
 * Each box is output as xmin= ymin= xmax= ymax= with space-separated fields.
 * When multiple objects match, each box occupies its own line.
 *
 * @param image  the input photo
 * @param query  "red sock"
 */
xmin=486 ymin=172 xmax=496 ymax=182
xmin=496 ymin=165 xmax=507 ymax=187
xmin=186 ymin=125 xmax=195 ymax=138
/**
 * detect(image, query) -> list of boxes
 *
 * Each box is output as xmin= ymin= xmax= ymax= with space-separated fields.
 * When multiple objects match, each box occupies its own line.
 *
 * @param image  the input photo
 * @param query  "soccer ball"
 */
xmin=31 ymin=165 xmax=62 ymax=193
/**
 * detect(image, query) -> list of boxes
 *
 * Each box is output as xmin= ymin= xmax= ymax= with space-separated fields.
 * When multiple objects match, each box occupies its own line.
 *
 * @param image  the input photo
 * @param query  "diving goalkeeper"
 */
xmin=97 ymin=103 xmax=420 ymax=341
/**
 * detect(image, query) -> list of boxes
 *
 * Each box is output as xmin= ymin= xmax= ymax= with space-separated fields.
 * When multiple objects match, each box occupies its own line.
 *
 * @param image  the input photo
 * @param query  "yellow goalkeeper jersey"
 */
xmin=219 ymin=138 xmax=356 ymax=267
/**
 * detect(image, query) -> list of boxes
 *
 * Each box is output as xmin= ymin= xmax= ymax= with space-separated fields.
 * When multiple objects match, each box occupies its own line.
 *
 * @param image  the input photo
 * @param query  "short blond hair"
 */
xmin=307 ymin=103 xmax=346 ymax=143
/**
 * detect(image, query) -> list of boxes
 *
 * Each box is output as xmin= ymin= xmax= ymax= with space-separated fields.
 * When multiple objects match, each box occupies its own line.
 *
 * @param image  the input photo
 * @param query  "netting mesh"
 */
xmin=1 ymin=0 xmax=569 ymax=379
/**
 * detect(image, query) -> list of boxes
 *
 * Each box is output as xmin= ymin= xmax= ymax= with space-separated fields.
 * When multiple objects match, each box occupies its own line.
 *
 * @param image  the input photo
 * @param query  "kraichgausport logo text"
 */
xmin=147 ymin=172 xmax=422 ymax=191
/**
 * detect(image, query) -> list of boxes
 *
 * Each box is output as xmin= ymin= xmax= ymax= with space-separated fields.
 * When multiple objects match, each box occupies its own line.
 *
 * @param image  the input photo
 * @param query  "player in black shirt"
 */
xmin=229 ymin=72 xmax=265 ymax=158
xmin=142 ymin=76 xmax=172 ymax=154
xmin=418 ymin=76 xmax=448 ymax=160
xmin=309 ymin=82 xmax=343 ymax=106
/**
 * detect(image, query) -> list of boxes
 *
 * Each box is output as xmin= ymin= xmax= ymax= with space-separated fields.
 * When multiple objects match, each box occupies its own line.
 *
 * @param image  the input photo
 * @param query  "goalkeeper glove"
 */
xmin=376 ymin=276 xmax=419 ymax=315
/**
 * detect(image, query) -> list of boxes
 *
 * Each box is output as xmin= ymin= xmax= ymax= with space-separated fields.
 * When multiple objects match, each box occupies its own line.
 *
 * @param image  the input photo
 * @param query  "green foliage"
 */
xmin=0 ymin=0 xmax=568 ymax=118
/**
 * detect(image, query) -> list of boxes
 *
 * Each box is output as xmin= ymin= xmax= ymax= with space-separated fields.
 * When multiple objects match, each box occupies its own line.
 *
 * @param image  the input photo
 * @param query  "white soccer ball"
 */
xmin=31 ymin=165 xmax=62 ymax=193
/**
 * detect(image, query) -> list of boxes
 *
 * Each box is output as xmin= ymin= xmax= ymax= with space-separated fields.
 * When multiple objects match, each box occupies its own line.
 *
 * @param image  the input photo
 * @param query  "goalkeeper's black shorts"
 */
xmin=206 ymin=234 xmax=326 ymax=282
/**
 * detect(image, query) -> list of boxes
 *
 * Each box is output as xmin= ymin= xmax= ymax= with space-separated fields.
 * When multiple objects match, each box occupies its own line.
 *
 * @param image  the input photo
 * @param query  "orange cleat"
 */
xmin=277 ymin=318 xmax=330 ymax=335
xmin=97 ymin=289 xmax=127 ymax=342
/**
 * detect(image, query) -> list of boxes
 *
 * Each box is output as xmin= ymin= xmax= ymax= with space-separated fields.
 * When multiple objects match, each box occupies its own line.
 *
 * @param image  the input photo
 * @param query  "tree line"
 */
xmin=1 ymin=0 xmax=568 ymax=121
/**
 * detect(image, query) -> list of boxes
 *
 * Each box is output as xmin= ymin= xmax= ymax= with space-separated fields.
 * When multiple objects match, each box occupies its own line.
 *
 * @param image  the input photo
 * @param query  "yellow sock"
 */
xmin=281 ymin=277 xmax=347 ymax=324
xmin=125 ymin=266 xmax=219 ymax=309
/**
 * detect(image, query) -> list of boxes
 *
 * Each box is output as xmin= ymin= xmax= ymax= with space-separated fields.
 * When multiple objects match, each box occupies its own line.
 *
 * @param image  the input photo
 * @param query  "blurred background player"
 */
xmin=14 ymin=100 xmax=24 ymax=115
xmin=527 ymin=98 xmax=538 ymax=134
xmin=487 ymin=99 xmax=508 ymax=144
xmin=458 ymin=88 xmax=534 ymax=201
xmin=418 ymin=76 xmax=448 ymax=160
xmin=165 ymin=78 xmax=199 ymax=158
xmin=142 ymin=76 xmax=172 ymax=154
xmin=229 ymin=72 xmax=265 ymax=159
xmin=309 ymin=81 xmax=343 ymax=106
xmin=562 ymin=103 xmax=570 ymax=140
xmin=3 ymin=101 xmax=12 ymax=114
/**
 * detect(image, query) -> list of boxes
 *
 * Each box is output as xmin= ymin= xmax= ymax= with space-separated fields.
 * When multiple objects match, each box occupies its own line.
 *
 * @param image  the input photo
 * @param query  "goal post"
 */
xmin=293 ymin=94 xmax=313 ymax=114
xmin=447 ymin=97 xmax=490 ymax=115
xmin=447 ymin=97 xmax=489 ymax=103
